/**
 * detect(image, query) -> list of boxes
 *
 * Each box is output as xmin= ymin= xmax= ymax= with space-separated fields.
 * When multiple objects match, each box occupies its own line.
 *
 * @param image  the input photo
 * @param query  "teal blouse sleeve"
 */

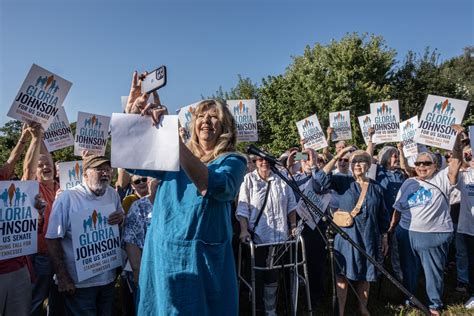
xmin=205 ymin=154 xmax=247 ymax=202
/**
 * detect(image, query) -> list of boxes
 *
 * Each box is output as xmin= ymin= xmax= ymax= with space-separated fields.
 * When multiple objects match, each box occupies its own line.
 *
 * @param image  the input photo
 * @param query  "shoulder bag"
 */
xmin=332 ymin=181 xmax=369 ymax=227
xmin=249 ymin=180 xmax=272 ymax=240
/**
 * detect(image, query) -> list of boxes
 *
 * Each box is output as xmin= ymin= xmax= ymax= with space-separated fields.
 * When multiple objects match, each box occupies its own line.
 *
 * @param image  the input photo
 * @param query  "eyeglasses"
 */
xmin=414 ymin=161 xmax=434 ymax=167
xmin=93 ymin=167 xmax=112 ymax=173
xmin=351 ymin=158 xmax=368 ymax=164
xmin=338 ymin=158 xmax=349 ymax=163
xmin=132 ymin=178 xmax=148 ymax=185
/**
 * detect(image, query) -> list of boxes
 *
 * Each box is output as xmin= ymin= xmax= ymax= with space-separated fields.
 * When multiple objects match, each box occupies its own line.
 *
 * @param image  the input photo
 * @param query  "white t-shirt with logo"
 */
xmin=46 ymin=183 xmax=124 ymax=288
xmin=393 ymin=168 xmax=454 ymax=233
xmin=456 ymin=168 xmax=474 ymax=236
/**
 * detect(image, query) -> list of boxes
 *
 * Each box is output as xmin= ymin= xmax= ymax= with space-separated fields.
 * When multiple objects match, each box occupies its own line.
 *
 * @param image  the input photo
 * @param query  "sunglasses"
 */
xmin=132 ymin=178 xmax=148 ymax=185
xmin=464 ymin=153 xmax=472 ymax=162
xmin=414 ymin=161 xmax=433 ymax=167
xmin=338 ymin=158 xmax=349 ymax=163
xmin=351 ymin=158 xmax=368 ymax=164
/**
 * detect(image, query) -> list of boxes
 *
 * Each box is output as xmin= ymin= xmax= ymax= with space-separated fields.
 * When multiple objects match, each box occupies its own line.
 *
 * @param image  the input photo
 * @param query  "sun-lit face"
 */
xmin=84 ymin=163 xmax=112 ymax=194
xmin=388 ymin=153 xmax=400 ymax=169
xmin=463 ymin=147 xmax=474 ymax=169
xmin=195 ymin=106 xmax=222 ymax=145
xmin=337 ymin=153 xmax=351 ymax=173
xmin=131 ymin=175 xmax=149 ymax=197
xmin=351 ymin=156 xmax=369 ymax=177
xmin=255 ymin=157 xmax=270 ymax=176
xmin=414 ymin=154 xmax=436 ymax=179
xmin=36 ymin=155 xmax=54 ymax=183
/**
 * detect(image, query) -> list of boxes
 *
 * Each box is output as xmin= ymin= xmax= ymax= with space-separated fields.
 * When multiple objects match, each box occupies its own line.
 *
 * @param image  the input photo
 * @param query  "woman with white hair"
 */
xmin=318 ymin=147 xmax=390 ymax=316
xmin=390 ymin=125 xmax=464 ymax=315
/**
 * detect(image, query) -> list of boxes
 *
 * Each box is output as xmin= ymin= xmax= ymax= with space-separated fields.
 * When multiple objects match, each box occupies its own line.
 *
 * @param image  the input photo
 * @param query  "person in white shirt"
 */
xmin=456 ymin=145 xmax=474 ymax=309
xmin=46 ymin=155 xmax=124 ymax=316
xmin=390 ymin=125 xmax=464 ymax=315
xmin=236 ymin=156 xmax=297 ymax=315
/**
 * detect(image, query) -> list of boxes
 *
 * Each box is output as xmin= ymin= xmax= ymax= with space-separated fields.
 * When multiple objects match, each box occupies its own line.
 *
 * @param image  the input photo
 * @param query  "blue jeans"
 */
xmin=64 ymin=282 xmax=115 ymax=316
xmin=455 ymin=232 xmax=469 ymax=283
xmin=396 ymin=227 xmax=452 ymax=310
xmin=462 ymin=233 xmax=474 ymax=296
xmin=30 ymin=254 xmax=64 ymax=316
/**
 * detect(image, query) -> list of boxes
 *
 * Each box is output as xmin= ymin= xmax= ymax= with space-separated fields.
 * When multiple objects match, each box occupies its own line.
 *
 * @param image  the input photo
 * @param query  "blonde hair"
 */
xmin=188 ymin=100 xmax=237 ymax=163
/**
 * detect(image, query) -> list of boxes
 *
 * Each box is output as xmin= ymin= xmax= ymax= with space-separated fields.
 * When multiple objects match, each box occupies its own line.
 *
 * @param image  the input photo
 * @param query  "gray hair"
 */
xmin=378 ymin=146 xmax=398 ymax=169
xmin=415 ymin=152 xmax=439 ymax=170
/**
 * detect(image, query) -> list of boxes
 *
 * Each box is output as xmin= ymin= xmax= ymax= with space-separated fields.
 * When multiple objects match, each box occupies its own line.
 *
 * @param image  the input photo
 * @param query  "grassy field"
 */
xmin=237 ymin=259 xmax=472 ymax=315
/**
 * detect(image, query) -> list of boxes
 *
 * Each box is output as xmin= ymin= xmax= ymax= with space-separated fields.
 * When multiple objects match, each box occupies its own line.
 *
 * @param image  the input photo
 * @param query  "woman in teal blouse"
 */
xmin=125 ymin=73 xmax=247 ymax=315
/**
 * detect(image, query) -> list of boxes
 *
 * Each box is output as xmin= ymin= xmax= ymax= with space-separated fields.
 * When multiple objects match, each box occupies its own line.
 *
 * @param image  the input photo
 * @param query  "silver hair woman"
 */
xmin=391 ymin=125 xmax=464 ymax=315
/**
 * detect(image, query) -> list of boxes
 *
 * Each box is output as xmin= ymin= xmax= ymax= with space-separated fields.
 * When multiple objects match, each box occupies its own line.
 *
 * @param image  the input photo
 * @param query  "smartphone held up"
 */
xmin=141 ymin=65 xmax=167 ymax=94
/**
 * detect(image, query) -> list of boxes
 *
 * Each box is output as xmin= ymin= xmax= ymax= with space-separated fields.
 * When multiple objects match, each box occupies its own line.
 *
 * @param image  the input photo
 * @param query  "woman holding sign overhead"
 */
xmin=125 ymin=71 xmax=247 ymax=316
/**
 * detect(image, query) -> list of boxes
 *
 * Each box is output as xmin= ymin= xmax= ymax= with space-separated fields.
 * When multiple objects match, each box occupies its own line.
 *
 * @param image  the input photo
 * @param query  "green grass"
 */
xmin=237 ymin=260 xmax=472 ymax=315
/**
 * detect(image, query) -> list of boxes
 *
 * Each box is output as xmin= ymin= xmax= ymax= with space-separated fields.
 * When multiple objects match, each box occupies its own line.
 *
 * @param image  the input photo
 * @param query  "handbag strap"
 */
xmin=350 ymin=181 xmax=369 ymax=217
xmin=254 ymin=180 xmax=272 ymax=230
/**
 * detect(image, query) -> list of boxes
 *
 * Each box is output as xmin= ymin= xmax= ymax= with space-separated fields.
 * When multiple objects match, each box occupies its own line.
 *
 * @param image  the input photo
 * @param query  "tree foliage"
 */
xmin=259 ymin=33 xmax=395 ymax=153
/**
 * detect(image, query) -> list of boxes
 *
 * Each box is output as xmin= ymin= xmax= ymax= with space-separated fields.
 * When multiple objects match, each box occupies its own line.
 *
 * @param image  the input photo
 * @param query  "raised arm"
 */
xmin=22 ymin=123 xmax=44 ymax=180
xmin=397 ymin=142 xmax=414 ymax=175
xmin=323 ymin=127 xmax=334 ymax=161
xmin=0 ymin=123 xmax=30 ymax=179
xmin=448 ymin=124 xmax=464 ymax=185
xmin=322 ymin=145 xmax=353 ymax=174
xmin=365 ymin=127 xmax=375 ymax=158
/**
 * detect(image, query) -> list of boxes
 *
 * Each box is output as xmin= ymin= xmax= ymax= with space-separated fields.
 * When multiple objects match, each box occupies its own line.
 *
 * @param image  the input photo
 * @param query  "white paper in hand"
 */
xmin=110 ymin=114 xmax=179 ymax=171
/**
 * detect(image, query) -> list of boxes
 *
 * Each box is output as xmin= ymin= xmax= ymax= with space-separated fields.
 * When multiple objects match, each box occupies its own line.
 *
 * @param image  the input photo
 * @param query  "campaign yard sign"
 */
xmin=296 ymin=185 xmax=331 ymax=230
xmin=400 ymin=116 xmax=419 ymax=157
xmin=296 ymin=114 xmax=328 ymax=150
xmin=58 ymin=161 xmax=83 ymax=191
xmin=0 ymin=181 xmax=39 ymax=260
xmin=7 ymin=64 xmax=72 ymax=129
xmin=414 ymin=95 xmax=469 ymax=150
xmin=370 ymin=100 xmax=400 ymax=143
xmin=227 ymin=100 xmax=258 ymax=142
xmin=43 ymin=107 xmax=74 ymax=152
xmin=71 ymin=204 xmax=122 ymax=282
xmin=358 ymin=114 xmax=374 ymax=146
xmin=74 ymin=112 xmax=110 ymax=156
xmin=329 ymin=111 xmax=352 ymax=141
xmin=177 ymin=101 xmax=201 ymax=142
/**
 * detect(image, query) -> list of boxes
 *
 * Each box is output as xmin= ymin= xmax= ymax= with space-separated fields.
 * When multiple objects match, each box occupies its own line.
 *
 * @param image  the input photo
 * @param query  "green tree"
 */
xmin=258 ymin=33 xmax=395 ymax=154
xmin=0 ymin=120 xmax=24 ymax=177
xmin=391 ymin=48 xmax=472 ymax=125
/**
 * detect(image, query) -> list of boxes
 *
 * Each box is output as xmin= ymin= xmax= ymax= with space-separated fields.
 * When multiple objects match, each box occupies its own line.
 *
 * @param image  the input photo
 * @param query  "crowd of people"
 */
xmin=0 ymin=71 xmax=473 ymax=316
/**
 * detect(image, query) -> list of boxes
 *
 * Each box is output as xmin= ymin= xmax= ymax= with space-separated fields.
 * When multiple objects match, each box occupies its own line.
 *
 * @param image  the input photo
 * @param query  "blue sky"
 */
xmin=1 ymin=0 xmax=472 ymax=127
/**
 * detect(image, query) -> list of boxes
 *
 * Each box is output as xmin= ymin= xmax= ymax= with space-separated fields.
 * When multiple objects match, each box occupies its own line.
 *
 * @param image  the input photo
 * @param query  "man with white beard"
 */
xmin=46 ymin=155 xmax=124 ymax=316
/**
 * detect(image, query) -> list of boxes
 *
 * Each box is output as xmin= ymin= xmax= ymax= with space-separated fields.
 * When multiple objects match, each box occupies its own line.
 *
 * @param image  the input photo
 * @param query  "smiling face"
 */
xmin=337 ymin=153 xmax=351 ymax=173
xmin=350 ymin=152 xmax=371 ymax=178
xmin=84 ymin=163 xmax=112 ymax=195
xmin=414 ymin=153 xmax=437 ymax=179
xmin=131 ymin=175 xmax=149 ymax=197
xmin=36 ymin=154 xmax=54 ymax=183
xmin=255 ymin=157 xmax=271 ymax=178
xmin=463 ymin=146 xmax=474 ymax=169
xmin=194 ymin=105 xmax=223 ymax=146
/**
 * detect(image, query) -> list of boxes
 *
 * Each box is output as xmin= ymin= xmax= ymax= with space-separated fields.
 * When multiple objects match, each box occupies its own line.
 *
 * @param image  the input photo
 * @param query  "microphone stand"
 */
xmin=269 ymin=163 xmax=430 ymax=316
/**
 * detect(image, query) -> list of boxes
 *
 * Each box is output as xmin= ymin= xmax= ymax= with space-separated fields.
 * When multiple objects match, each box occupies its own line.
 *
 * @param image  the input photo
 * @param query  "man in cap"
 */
xmin=46 ymin=155 xmax=124 ymax=315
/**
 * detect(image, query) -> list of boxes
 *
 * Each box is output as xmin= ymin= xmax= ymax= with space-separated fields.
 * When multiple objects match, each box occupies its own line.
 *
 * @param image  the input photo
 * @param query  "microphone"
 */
xmin=246 ymin=144 xmax=282 ymax=166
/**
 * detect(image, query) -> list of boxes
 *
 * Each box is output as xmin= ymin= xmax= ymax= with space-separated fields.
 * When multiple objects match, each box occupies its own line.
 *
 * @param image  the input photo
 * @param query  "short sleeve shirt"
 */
xmin=393 ymin=168 xmax=454 ymax=233
xmin=456 ymin=168 xmax=474 ymax=236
